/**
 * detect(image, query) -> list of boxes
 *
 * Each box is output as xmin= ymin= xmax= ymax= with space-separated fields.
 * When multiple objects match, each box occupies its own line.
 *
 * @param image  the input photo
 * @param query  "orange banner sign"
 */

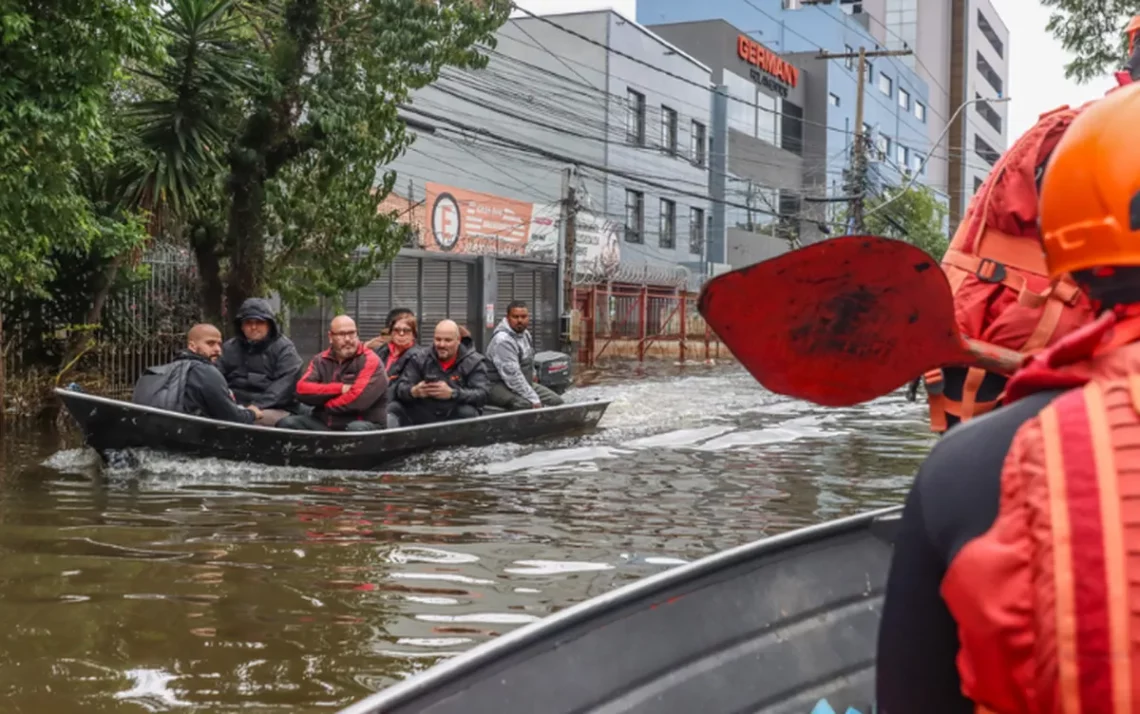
xmin=422 ymin=183 xmax=534 ymax=255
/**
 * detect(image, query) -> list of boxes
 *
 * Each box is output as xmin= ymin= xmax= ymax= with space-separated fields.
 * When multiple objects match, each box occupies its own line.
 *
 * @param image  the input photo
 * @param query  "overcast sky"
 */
xmin=511 ymin=0 xmax=1119 ymax=140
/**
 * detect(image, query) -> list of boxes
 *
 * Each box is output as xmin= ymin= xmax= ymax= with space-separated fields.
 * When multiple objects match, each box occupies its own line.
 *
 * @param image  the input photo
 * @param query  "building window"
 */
xmin=661 ymin=105 xmax=678 ymax=154
xmin=864 ymin=60 xmax=873 ymax=83
xmin=781 ymin=100 xmax=804 ymax=156
xmin=977 ymin=10 xmax=1004 ymax=58
xmin=626 ymin=89 xmax=645 ymax=145
xmin=756 ymin=92 xmax=780 ymax=146
xmin=876 ymin=134 xmax=890 ymax=159
xmin=782 ymin=0 xmax=802 ymax=8
xmin=895 ymin=143 xmax=907 ymax=166
xmin=690 ymin=120 xmax=706 ymax=167
xmin=844 ymin=44 xmax=855 ymax=70
xmin=976 ymin=51 xmax=1003 ymax=95
xmin=974 ymin=176 xmax=984 ymax=194
xmin=724 ymin=69 xmax=757 ymax=137
xmin=911 ymin=152 xmax=924 ymax=174
xmin=659 ymin=198 xmax=676 ymax=249
xmin=878 ymin=73 xmax=892 ymax=96
xmin=975 ymin=92 xmax=1002 ymax=133
xmin=975 ymin=134 xmax=1000 ymax=167
xmin=689 ymin=207 xmax=705 ymax=255
xmin=625 ymin=189 xmax=644 ymax=243
xmin=828 ymin=92 xmax=841 ymax=107
xmin=914 ymin=101 xmax=926 ymax=122
xmin=776 ymin=190 xmax=801 ymax=244
xmin=898 ymin=88 xmax=910 ymax=110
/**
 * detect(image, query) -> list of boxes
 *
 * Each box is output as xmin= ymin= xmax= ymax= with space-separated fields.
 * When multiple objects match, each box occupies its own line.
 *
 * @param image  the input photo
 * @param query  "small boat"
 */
xmin=55 ymin=388 xmax=612 ymax=470
xmin=337 ymin=506 xmax=902 ymax=714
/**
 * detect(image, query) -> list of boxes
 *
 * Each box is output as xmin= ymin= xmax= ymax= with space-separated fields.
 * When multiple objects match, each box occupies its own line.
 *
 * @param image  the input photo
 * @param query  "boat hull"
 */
xmin=337 ymin=506 xmax=902 ymax=714
xmin=55 ymin=388 xmax=611 ymax=470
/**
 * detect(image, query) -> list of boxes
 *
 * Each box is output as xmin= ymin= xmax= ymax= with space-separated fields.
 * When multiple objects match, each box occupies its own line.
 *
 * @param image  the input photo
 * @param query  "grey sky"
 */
xmin=511 ymin=0 xmax=1120 ymax=140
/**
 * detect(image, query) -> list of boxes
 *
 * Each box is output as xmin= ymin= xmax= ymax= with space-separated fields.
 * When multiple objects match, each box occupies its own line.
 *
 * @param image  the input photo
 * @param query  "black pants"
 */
xmin=277 ymin=414 xmax=382 ymax=431
xmin=486 ymin=382 xmax=564 ymax=410
xmin=388 ymin=401 xmax=479 ymax=427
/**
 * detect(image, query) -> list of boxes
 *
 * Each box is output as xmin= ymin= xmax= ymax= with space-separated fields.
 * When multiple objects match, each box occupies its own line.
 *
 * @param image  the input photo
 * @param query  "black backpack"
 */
xmin=131 ymin=360 xmax=195 ymax=413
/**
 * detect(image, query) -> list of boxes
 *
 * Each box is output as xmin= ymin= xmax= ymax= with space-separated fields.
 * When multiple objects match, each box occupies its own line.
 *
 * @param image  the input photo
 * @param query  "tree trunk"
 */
xmin=0 ymin=303 xmax=5 ymax=432
xmin=224 ymin=165 xmax=268 ymax=329
xmin=191 ymin=223 xmax=225 ymax=327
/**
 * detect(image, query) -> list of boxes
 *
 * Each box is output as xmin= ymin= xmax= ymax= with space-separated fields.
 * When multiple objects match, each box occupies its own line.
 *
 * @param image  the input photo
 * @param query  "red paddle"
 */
xmin=697 ymin=235 xmax=1025 ymax=407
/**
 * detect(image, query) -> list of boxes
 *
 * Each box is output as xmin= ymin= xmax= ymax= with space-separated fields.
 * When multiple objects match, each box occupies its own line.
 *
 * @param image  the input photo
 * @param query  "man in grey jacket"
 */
xmin=485 ymin=301 xmax=564 ymax=410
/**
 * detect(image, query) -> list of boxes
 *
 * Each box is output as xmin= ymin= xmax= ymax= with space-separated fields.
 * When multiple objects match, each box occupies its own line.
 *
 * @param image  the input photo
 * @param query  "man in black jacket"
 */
xmin=219 ymin=297 xmax=303 ymax=426
xmin=391 ymin=319 xmax=489 ymax=426
xmin=133 ymin=324 xmax=261 ymax=424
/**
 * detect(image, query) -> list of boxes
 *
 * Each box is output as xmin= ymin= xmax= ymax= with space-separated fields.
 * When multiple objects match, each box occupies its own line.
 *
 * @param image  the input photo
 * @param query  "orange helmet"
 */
xmin=1039 ymin=82 xmax=1140 ymax=278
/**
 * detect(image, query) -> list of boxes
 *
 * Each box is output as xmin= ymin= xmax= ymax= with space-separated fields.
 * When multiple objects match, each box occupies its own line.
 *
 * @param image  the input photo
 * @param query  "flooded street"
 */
xmin=0 ymin=365 xmax=934 ymax=713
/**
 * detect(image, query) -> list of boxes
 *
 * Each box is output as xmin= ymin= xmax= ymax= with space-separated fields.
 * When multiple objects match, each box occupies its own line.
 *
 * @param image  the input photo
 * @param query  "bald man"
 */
xmin=132 ymin=324 xmax=260 ymax=424
xmin=279 ymin=315 xmax=389 ymax=431
xmin=391 ymin=319 xmax=489 ymax=426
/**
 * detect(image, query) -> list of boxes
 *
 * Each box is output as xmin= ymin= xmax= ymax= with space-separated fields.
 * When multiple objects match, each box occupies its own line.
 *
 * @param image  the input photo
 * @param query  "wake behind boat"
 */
xmin=55 ymin=388 xmax=611 ymax=470
xmin=337 ymin=506 xmax=902 ymax=714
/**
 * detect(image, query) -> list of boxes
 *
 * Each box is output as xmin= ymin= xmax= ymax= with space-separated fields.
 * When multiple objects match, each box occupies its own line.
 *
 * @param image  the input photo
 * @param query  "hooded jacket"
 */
xmin=395 ymin=341 xmax=489 ymax=418
xmin=485 ymin=318 xmax=540 ymax=405
xmin=219 ymin=298 xmax=303 ymax=410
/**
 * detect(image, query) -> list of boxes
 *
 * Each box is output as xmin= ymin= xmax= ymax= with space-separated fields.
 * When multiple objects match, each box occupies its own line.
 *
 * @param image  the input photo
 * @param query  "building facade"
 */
xmin=638 ymin=0 xmax=1008 ymax=231
xmin=647 ymin=8 xmax=935 ymax=269
xmin=384 ymin=9 xmax=713 ymax=289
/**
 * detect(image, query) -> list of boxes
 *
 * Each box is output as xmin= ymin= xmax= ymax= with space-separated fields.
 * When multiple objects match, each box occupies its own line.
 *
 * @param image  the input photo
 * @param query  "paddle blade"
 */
xmin=698 ymin=235 xmax=965 ymax=406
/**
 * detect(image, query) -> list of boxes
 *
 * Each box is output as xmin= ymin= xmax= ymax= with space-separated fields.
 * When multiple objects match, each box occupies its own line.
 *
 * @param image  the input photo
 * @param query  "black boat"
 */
xmin=337 ymin=506 xmax=902 ymax=714
xmin=55 ymin=388 xmax=612 ymax=470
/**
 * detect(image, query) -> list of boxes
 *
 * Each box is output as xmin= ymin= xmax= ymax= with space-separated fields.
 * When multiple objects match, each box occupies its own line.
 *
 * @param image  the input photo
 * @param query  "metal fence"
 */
xmin=572 ymin=283 xmax=722 ymax=368
xmin=2 ymin=243 xmax=201 ymax=401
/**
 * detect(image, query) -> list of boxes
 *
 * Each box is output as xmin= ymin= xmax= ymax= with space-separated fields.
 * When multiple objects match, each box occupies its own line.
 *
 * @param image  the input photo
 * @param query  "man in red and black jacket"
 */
xmin=277 ymin=315 xmax=388 ymax=431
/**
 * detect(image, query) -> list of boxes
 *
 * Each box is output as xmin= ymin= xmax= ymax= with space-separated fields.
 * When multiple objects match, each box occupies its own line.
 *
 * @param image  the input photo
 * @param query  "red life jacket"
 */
xmin=941 ymin=311 xmax=1140 ymax=712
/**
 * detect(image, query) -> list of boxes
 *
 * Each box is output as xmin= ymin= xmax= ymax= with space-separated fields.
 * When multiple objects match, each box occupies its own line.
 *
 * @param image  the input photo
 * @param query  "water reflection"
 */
xmin=0 ymin=366 xmax=934 ymax=711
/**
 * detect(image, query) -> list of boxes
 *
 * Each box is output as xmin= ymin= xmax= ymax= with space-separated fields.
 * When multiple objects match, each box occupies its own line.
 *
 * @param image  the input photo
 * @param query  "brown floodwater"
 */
xmin=0 ymin=364 xmax=934 ymax=712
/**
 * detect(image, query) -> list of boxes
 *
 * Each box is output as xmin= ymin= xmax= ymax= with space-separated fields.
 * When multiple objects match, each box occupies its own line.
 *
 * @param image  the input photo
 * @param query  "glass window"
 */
xmin=829 ymin=93 xmax=840 ymax=106
xmin=723 ymin=70 xmax=756 ymax=138
xmin=659 ymin=199 xmax=676 ymax=249
xmin=660 ymin=106 xmax=678 ymax=153
xmin=895 ymin=143 xmax=907 ymax=166
xmin=626 ymin=89 xmax=645 ymax=145
xmin=756 ymin=92 xmax=779 ymax=146
xmin=914 ymin=101 xmax=926 ymax=121
xmin=689 ymin=207 xmax=705 ymax=255
xmin=844 ymin=45 xmax=855 ymax=69
xmin=625 ymin=190 xmax=644 ymax=243
xmin=878 ymin=73 xmax=892 ymax=96
xmin=898 ymin=88 xmax=910 ymax=110
xmin=690 ymin=120 xmax=706 ymax=166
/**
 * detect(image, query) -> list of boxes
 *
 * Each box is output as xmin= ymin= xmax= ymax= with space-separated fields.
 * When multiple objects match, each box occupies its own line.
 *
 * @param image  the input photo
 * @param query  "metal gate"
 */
xmin=291 ymin=253 xmax=477 ymax=356
xmin=495 ymin=259 xmax=558 ymax=351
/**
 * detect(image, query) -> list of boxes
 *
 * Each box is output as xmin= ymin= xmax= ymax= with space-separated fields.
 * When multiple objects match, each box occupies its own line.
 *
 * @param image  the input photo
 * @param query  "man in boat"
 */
xmin=390 ymin=319 xmax=489 ymax=426
xmin=218 ymin=297 xmax=303 ymax=427
xmin=278 ymin=315 xmax=389 ymax=431
xmin=876 ymin=82 xmax=1140 ymax=713
xmin=132 ymin=323 xmax=261 ymax=424
xmin=485 ymin=301 xmax=563 ymax=411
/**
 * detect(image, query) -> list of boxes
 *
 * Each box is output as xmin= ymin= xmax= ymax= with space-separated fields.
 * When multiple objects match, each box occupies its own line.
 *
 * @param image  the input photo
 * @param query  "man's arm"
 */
xmin=488 ymin=335 xmax=540 ymax=404
xmin=192 ymin=365 xmax=256 ymax=424
xmin=294 ymin=356 xmax=341 ymax=405
xmin=452 ymin=357 xmax=489 ymax=408
xmin=324 ymin=351 xmax=387 ymax=412
xmin=253 ymin=341 xmax=304 ymax=408
xmin=395 ymin=352 xmax=424 ymax=402
xmin=876 ymin=471 xmax=973 ymax=714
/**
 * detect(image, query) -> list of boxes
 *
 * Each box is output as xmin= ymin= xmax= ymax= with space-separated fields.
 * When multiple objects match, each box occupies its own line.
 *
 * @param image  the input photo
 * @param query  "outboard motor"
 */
xmin=534 ymin=351 xmax=572 ymax=394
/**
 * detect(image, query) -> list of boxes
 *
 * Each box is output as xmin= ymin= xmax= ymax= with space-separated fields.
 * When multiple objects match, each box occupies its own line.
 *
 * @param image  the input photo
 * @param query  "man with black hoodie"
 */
xmin=219 ymin=297 xmax=303 ymax=426
xmin=391 ymin=319 xmax=489 ymax=425
xmin=132 ymin=324 xmax=260 ymax=424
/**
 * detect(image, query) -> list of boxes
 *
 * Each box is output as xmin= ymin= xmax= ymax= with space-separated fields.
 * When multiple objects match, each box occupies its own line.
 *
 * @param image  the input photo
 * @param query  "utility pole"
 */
xmin=556 ymin=165 xmax=578 ymax=352
xmin=816 ymin=47 xmax=912 ymax=233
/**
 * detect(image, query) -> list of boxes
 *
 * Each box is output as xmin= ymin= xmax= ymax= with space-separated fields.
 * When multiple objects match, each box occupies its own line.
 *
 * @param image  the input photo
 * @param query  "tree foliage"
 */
xmin=0 ymin=0 xmax=158 ymax=295
xmin=1039 ymin=0 xmax=1140 ymax=82
xmin=863 ymin=184 xmax=950 ymax=260
xmin=132 ymin=0 xmax=510 ymax=322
